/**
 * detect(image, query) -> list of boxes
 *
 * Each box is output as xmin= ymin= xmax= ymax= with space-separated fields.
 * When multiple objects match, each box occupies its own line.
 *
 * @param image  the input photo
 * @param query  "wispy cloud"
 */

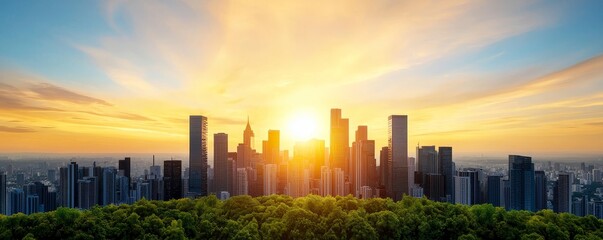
xmin=0 ymin=125 xmax=36 ymax=133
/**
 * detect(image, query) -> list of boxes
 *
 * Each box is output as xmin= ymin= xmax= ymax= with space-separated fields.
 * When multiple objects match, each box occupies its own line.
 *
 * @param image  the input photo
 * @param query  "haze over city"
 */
xmin=1 ymin=1 xmax=603 ymax=158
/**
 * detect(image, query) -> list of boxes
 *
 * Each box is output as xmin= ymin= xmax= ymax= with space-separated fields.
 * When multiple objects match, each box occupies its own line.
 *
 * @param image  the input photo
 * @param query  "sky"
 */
xmin=0 ymin=0 xmax=602 ymax=158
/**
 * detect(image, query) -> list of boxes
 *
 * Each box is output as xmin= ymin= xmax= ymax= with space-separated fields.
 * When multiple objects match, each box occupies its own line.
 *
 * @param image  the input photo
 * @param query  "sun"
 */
xmin=286 ymin=112 xmax=318 ymax=141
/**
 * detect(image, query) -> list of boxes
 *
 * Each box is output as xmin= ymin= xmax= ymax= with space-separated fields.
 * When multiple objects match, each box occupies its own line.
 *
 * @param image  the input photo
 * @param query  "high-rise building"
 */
xmin=68 ymin=162 xmax=79 ymax=208
xmin=27 ymin=182 xmax=49 ymax=212
xmin=594 ymin=201 xmax=603 ymax=219
xmin=8 ymin=188 xmax=25 ymax=215
xmin=244 ymin=117 xmax=255 ymax=148
xmin=454 ymin=176 xmax=471 ymax=205
xmin=508 ymin=155 xmax=535 ymax=211
xmin=320 ymin=166 xmax=332 ymax=196
xmin=554 ymin=172 xmax=571 ymax=213
xmin=214 ymin=133 xmax=229 ymax=194
xmin=333 ymin=168 xmax=345 ymax=196
xmin=330 ymin=109 xmax=349 ymax=179
xmin=92 ymin=164 xmax=104 ymax=207
xmin=264 ymin=164 xmax=277 ymax=195
xmin=236 ymin=168 xmax=248 ymax=195
xmin=0 ymin=173 xmax=6 ymax=215
xmin=351 ymin=126 xmax=376 ymax=198
xmin=102 ymin=167 xmax=116 ymax=206
xmin=486 ymin=175 xmax=502 ymax=207
xmin=227 ymin=156 xmax=236 ymax=196
xmin=164 ymin=160 xmax=182 ymax=200
xmin=78 ymin=177 xmax=97 ymax=210
xmin=189 ymin=115 xmax=208 ymax=196
xmin=535 ymin=170 xmax=547 ymax=211
xmin=25 ymin=195 xmax=39 ymax=215
xmin=424 ymin=174 xmax=446 ymax=201
xmin=379 ymin=147 xmax=389 ymax=189
xmin=417 ymin=146 xmax=438 ymax=174
xmin=458 ymin=170 xmax=480 ymax=205
xmin=118 ymin=157 xmax=131 ymax=184
xmin=150 ymin=156 xmax=161 ymax=180
xmin=439 ymin=147 xmax=454 ymax=202
xmin=388 ymin=115 xmax=409 ymax=201
xmin=264 ymin=130 xmax=280 ymax=165
xmin=277 ymin=150 xmax=288 ymax=194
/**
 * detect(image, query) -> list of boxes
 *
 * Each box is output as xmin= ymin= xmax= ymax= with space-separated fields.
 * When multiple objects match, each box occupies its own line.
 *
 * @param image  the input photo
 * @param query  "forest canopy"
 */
xmin=1 ymin=194 xmax=602 ymax=240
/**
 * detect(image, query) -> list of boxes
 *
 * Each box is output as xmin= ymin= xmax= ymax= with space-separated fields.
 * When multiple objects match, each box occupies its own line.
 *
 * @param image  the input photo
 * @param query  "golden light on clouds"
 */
xmin=0 ymin=0 xmax=601 ymax=156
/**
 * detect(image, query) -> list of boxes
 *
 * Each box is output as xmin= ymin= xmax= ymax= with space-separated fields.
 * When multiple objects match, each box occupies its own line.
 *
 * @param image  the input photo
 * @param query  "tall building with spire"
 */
xmin=189 ymin=115 xmax=208 ymax=196
xmin=244 ymin=117 xmax=255 ymax=149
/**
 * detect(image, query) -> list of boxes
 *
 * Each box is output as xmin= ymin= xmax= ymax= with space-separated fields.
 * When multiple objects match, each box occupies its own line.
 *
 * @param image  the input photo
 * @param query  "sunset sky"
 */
xmin=1 ymin=1 xmax=602 ymax=157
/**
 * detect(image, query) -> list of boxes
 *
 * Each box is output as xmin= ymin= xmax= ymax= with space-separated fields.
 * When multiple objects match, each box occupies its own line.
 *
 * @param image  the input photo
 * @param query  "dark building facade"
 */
xmin=164 ymin=160 xmax=182 ymax=200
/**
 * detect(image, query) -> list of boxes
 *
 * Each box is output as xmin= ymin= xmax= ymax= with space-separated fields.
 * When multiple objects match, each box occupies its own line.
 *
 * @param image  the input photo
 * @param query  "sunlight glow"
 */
xmin=286 ymin=112 xmax=318 ymax=141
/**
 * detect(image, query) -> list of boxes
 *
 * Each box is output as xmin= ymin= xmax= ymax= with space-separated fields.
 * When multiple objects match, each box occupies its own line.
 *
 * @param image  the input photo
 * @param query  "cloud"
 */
xmin=0 ymin=70 xmax=111 ymax=109
xmin=0 ymin=125 xmax=36 ymax=133
xmin=29 ymin=83 xmax=111 ymax=106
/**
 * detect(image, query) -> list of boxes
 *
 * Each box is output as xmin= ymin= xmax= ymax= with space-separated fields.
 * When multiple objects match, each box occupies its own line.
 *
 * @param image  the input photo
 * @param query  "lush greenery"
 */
xmin=1 ymin=195 xmax=602 ymax=240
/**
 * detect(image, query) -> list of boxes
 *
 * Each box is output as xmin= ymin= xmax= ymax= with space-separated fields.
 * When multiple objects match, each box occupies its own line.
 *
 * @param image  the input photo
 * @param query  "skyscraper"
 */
xmin=118 ymin=157 xmax=131 ymax=184
xmin=535 ymin=170 xmax=547 ymax=211
xmin=236 ymin=168 xmax=248 ymax=195
xmin=0 ymin=173 xmax=6 ymax=215
xmin=554 ymin=172 xmax=571 ymax=213
xmin=214 ymin=133 xmax=229 ymax=194
xmin=388 ymin=115 xmax=409 ymax=201
xmin=351 ymin=126 xmax=376 ymax=198
xmin=8 ymin=188 xmax=25 ymax=215
xmin=189 ymin=115 xmax=208 ymax=196
xmin=454 ymin=175 xmax=471 ymax=205
xmin=264 ymin=130 xmax=280 ymax=165
xmin=486 ymin=175 xmax=502 ymax=207
xmin=102 ymin=167 xmax=116 ymax=206
xmin=439 ymin=147 xmax=454 ymax=202
xmin=379 ymin=147 xmax=389 ymax=189
xmin=78 ymin=177 xmax=97 ymax=210
xmin=244 ymin=117 xmax=255 ymax=148
xmin=458 ymin=170 xmax=480 ymax=205
xmin=417 ymin=146 xmax=438 ymax=174
xmin=508 ymin=155 xmax=535 ymax=211
xmin=264 ymin=164 xmax=277 ymax=195
xmin=330 ymin=109 xmax=349 ymax=179
xmin=164 ymin=160 xmax=182 ymax=200
xmin=320 ymin=166 xmax=332 ymax=196
xmin=68 ymin=162 xmax=79 ymax=208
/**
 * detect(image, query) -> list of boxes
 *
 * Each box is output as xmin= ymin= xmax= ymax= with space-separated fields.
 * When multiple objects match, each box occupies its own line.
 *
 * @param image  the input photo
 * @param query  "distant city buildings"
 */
xmin=2 ymin=108 xmax=603 ymax=221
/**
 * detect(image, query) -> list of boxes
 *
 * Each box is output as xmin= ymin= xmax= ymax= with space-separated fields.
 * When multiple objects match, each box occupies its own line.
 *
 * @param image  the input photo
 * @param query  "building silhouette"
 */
xmin=0 ymin=173 xmax=6 ymax=215
xmin=508 ymin=155 xmax=535 ymax=211
xmin=554 ymin=172 xmax=571 ymax=213
xmin=164 ymin=160 xmax=182 ymax=200
xmin=351 ymin=126 xmax=376 ymax=198
xmin=189 ymin=115 xmax=208 ymax=196
xmin=118 ymin=157 xmax=131 ymax=184
xmin=330 ymin=109 xmax=349 ymax=184
xmin=388 ymin=115 xmax=409 ymax=201
xmin=214 ymin=133 xmax=229 ymax=195
xmin=535 ymin=170 xmax=547 ymax=211
xmin=439 ymin=147 xmax=454 ymax=202
xmin=486 ymin=175 xmax=503 ymax=207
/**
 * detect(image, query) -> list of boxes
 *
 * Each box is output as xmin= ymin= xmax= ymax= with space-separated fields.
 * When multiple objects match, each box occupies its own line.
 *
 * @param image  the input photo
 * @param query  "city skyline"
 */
xmin=0 ymin=1 xmax=602 ymax=155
